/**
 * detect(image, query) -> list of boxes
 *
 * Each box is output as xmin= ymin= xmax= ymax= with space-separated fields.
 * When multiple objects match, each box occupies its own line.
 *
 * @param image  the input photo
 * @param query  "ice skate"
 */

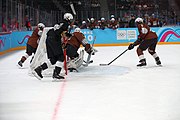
xmin=52 ymin=67 xmax=64 ymax=81
xmin=155 ymin=57 xmax=162 ymax=66
xmin=17 ymin=61 xmax=23 ymax=68
xmin=68 ymin=67 xmax=78 ymax=72
xmin=52 ymin=74 xmax=65 ymax=82
xmin=32 ymin=66 xmax=43 ymax=80
xmin=137 ymin=59 xmax=147 ymax=67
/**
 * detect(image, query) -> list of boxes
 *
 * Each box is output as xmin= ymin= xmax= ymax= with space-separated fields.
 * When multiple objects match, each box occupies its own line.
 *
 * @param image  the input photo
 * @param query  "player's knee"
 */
xmin=137 ymin=47 xmax=143 ymax=56
xmin=137 ymin=47 xmax=142 ymax=53
xmin=148 ymin=48 xmax=155 ymax=55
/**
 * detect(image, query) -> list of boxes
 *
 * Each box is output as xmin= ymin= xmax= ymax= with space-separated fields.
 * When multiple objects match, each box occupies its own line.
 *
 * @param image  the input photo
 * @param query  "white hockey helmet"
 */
xmin=38 ymin=23 xmax=45 ymax=29
xmin=101 ymin=17 xmax=105 ymax=21
xmin=64 ymin=13 xmax=73 ymax=20
xmin=135 ymin=17 xmax=143 ymax=23
xmin=82 ymin=21 xmax=86 ymax=24
xmin=110 ymin=18 xmax=115 ymax=21
xmin=111 ymin=14 xmax=115 ymax=18
xmin=90 ymin=18 xmax=94 ymax=21
xmin=74 ymin=27 xmax=81 ymax=32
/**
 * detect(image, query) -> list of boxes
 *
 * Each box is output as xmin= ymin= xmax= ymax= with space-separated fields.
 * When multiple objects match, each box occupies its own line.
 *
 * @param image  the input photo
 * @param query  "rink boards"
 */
xmin=0 ymin=26 xmax=180 ymax=55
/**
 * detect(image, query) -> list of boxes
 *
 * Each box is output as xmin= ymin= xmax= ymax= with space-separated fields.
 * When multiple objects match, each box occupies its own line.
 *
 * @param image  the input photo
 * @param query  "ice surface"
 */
xmin=0 ymin=45 xmax=180 ymax=120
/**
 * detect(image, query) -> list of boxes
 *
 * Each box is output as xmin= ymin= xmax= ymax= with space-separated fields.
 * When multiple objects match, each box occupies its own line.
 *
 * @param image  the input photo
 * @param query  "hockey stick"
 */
xmin=70 ymin=3 xmax=76 ymax=16
xmin=68 ymin=3 xmax=76 ymax=33
xmin=99 ymin=49 xmax=128 ymax=66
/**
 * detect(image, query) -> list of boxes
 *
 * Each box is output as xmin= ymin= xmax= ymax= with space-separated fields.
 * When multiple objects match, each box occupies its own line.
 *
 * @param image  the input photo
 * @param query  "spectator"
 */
xmin=128 ymin=15 xmax=136 ymax=27
xmin=149 ymin=14 xmax=159 ymax=27
xmin=2 ymin=23 xmax=7 ymax=32
xmin=88 ymin=18 xmax=97 ymax=30
xmin=25 ymin=15 xmax=32 ymax=31
xmin=108 ymin=18 xmax=118 ymax=30
xmin=98 ymin=17 xmax=108 ymax=30
xmin=80 ymin=21 xmax=88 ymax=29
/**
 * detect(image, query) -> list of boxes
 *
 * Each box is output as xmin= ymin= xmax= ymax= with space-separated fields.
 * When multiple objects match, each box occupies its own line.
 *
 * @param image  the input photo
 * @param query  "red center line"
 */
xmin=52 ymin=79 xmax=67 ymax=120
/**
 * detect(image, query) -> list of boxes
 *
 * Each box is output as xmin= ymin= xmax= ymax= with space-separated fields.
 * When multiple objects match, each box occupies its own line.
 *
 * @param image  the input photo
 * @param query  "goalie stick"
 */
xmin=99 ymin=49 xmax=128 ymax=66
xmin=83 ymin=36 xmax=96 ymax=67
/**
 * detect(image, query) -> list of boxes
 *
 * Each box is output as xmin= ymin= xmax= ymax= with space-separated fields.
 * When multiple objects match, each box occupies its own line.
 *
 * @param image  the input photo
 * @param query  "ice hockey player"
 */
xmin=32 ymin=13 xmax=73 ymax=80
xmin=17 ymin=23 xmax=45 ymax=68
xmin=128 ymin=17 xmax=161 ymax=67
xmin=64 ymin=27 xmax=93 ymax=71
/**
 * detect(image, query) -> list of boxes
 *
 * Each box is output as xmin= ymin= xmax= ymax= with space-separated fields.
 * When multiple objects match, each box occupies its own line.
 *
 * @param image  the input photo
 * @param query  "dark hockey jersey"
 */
xmin=27 ymin=27 xmax=41 ymax=48
xmin=67 ymin=32 xmax=91 ymax=52
xmin=137 ymin=23 xmax=158 ymax=40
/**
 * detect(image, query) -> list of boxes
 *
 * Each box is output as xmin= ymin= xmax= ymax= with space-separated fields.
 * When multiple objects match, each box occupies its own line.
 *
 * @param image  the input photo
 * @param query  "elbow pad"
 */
xmin=38 ymin=30 xmax=43 ymax=36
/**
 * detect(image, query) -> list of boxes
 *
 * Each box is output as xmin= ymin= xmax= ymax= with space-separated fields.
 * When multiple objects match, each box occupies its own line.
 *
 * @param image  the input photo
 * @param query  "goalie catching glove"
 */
xmin=85 ymin=44 xmax=97 ymax=55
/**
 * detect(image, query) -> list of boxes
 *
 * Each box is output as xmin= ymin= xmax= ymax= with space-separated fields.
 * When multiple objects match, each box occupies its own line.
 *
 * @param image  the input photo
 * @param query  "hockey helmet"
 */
xmin=38 ymin=23 xmax=45 ymax=30
xmin=64 ymin=13 xmax=73 ymax=20
xmin=74 ymin=27 xmax=81 ymax=32
xmin=90 ymin=18 xmax=94 ymax=21
xmin=135 ymin=17 xmax=143 ymax=23
xmin=101 ymin=17 xmax=105 ymax=21
xmin=110 ymin=18 xmax=115 ymax=21
xmin=82 ymin=21 xmax=86 ymax=24
xmin=111 ymin=14 xmax=115 ymax=18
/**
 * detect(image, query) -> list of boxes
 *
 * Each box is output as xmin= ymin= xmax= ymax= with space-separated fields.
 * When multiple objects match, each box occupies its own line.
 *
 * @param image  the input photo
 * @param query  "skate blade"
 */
xmin=157 ymin=64 xmax=163 ymax=67
xmin=52 ymin=78 xmax=64 ymax=82
xmin=32 ymin=71 xmax=42 ymax=80
xmin=68 ymin=68 xmax=78 ymax=72
xmin=17 ymin=64 xmax=23 ymax=69
xmin=137 ymin=65 xmax=147 ymax=69
xmin=60 ymin=72 xmax=66 ymax=76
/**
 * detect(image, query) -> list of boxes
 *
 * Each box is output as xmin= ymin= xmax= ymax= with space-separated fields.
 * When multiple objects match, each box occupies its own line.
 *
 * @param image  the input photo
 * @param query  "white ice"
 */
xmin=0 ymin=45 xmax=180 ymax=120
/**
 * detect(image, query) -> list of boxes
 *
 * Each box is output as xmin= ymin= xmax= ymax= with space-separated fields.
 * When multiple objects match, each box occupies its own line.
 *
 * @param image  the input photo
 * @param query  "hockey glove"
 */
xmin=62 ymin=43 xmax=67 ymax=49
xmin=86 ymin=48 xmax=92 ymax=55
xmin=65 ymin=32 xmax=72 ymax=38
xmin=128 ymin=43 xmax=134 ymax=50
xmin=85 ymin=44 xmax=92 ymax=55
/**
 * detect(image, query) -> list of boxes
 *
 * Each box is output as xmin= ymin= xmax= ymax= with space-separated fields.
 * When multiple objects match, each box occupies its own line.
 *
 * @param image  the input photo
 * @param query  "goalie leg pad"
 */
xmin=67 ymin=50 xmax=84 ymax=69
